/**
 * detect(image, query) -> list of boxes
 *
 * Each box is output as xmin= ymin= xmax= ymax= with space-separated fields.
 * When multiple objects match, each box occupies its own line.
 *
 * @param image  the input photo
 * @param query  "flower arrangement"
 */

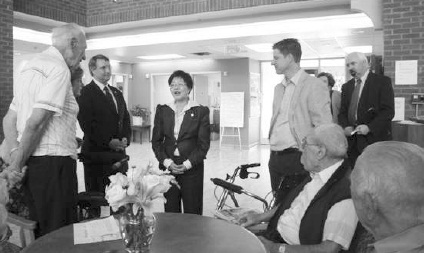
xmin=105 ymin=162 xmax=178 ymax=216
xmin=130 ymin=105 xmax=150 ymax=119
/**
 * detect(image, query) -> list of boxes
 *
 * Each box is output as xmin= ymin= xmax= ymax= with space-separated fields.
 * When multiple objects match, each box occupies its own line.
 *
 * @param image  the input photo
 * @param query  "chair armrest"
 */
xmin=7 ymin=212 xmax=37 ymax=230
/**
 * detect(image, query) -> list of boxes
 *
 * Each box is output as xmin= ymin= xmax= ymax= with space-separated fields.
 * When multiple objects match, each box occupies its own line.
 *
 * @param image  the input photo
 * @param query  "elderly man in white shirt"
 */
xmin=238 ymin=123 xmax=358 ymax=253
xmin=1 ymin=23 xmax=86 ymax=237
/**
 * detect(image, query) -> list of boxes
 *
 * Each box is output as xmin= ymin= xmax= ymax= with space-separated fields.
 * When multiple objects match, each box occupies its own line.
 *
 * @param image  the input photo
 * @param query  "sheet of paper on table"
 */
xmin=74 ymin=216 xmax=121 ymax=245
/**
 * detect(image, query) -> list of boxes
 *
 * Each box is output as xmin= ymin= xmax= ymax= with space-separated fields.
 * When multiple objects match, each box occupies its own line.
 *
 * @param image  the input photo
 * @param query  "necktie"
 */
xmin=348 ymin=79 xmax=362 ymax=126
xmin=103 ymin=86 xmax=117 ymax=112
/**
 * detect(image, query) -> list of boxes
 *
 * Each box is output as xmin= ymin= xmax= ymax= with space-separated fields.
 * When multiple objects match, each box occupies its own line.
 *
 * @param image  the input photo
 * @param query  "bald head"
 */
xmin=51 ymin=23 xmax=87 ymax=70
xmin=346 ymin=52 xmax=369 ymax=79
xmin=351 ymin=141 xmax=424 ymax=239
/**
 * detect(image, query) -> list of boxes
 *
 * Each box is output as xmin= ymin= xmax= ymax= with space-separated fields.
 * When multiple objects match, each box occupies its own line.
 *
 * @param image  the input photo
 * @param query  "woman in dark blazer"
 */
xmin=152 ymin=70 xmax=210 ymax=215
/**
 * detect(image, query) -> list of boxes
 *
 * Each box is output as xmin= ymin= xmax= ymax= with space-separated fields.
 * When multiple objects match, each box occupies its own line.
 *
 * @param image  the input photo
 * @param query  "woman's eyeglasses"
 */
xmin=169 ymin=83 xmax=186 ymax=89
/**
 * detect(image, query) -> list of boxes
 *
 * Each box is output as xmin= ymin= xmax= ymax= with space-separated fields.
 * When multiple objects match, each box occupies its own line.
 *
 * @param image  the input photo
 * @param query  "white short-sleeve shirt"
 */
xmin=10 ymin=47 xmax=78 ymax=158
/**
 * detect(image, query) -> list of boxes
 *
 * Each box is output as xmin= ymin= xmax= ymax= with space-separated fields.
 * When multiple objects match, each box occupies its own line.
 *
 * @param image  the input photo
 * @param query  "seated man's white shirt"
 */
xmin=10 ymin=47 xmax=78 ymax=158
xmin=277 ymin=160 xmax=358 ymax=249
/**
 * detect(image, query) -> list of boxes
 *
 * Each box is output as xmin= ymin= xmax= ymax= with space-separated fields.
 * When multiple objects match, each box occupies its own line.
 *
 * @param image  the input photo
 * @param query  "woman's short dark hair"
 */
xmin=317 ymin=72 xmax=336 ymax=88
xmin=168 ymin=70 xmax=193 ymax=90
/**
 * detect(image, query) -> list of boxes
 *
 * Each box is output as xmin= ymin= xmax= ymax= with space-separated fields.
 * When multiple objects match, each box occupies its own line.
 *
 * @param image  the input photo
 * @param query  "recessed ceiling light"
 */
xmin=137 ymin=54 xmax=185 ymax=60
xmin=343 ymin=45 xmax=373 ymax=54
xmin=245 ymin=43 xmax=273 ymax=53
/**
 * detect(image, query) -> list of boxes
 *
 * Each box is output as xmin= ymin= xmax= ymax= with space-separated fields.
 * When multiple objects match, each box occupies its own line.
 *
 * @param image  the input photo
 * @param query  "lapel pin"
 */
xmin=191 ymin=113 xmax=194 ymax=117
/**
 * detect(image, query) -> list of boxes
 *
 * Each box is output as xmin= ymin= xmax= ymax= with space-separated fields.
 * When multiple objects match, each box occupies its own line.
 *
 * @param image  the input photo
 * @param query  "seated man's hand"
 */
xmin=237 ymin=212 xmax=263 ymax=227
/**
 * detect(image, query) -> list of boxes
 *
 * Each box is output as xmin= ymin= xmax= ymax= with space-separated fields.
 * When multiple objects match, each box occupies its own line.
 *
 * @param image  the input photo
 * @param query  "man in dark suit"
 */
xmin=338 ymin=52 xmax=394 ymax=165
xmin=77 ymin=54 xmax=131 ymax=193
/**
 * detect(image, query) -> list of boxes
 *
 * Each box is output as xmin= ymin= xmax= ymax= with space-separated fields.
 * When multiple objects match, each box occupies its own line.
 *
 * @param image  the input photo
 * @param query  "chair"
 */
xmin=6 ymin=212 xmax=36 ymax=248
xmin=77 ymin=191 xmax=109 ymax=221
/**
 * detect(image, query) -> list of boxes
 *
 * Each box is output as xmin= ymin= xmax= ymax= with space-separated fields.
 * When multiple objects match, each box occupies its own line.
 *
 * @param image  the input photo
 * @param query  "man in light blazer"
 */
xmin=77 ymin=54 xmax=131 ymax=195
xmin=268 ymin=38 xmax=332 ymax=193
xmin=338 ymin=52 xmax=394 ymax=166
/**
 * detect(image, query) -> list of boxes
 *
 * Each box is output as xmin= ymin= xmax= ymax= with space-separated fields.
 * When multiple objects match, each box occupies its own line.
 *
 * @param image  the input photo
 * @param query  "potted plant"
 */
xmin=130 ymin=105 xmax=150 ymax=126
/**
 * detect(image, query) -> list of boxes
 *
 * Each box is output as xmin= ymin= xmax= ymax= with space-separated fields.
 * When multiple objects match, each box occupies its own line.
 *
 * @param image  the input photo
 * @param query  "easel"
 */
xmin=220 ymin=126 xmax=241 ymax=150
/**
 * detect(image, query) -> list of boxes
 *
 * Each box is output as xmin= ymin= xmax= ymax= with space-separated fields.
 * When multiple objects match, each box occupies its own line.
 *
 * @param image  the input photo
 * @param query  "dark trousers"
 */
xmin=23 ymin=156 xmax=78 ymax=237
xmin=164 ymin=158 xmax=204 ymax=215
xmin=268 ymin=149 xmax=305 ymax=193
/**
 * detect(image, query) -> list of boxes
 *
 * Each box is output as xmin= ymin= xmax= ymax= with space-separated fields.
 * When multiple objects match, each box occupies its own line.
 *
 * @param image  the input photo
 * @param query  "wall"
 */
xmin=87 ymin=0 xmax=310 ymax=26
xmin=383 ymin=0 xmax=424 ymax=117
xmin=248 ymin=59 xmax=261 ymax=147
xmin=131 ymin=58 xmax=255 ymax=148
xmin=14 ymin=0 xmax=87 ymax=26
xmin=0 ymin=0 xmax=13 ymax=140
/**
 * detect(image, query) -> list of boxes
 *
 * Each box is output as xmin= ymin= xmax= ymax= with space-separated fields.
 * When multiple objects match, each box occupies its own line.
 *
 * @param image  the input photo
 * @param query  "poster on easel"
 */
xmin=220 ymin=92 xmax=244 ymax=128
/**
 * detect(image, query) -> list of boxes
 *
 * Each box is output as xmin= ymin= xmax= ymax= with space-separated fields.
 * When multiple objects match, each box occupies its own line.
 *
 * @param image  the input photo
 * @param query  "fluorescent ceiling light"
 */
xmin=137 ymin=54 xmax=185 ymax=60
xmin=88 ymin=13 xmax=373 ymax=50
xmin=320 ymin=58 xmax=346 ymax=67
xmin=343 ymin=45 xmax=373 ymax=54
xmin=13 ymin=27 xmax=51 ymax=45
xmin=109 ymin=60 xmax=121 ymax=64
xmin=245 ymin=43 xmax=273 ymax=53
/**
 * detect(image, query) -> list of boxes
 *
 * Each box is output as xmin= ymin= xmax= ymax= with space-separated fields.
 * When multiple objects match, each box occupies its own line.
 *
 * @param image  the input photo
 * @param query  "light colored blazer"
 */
xmin=269 ymin=70 xmax=332 ymax=146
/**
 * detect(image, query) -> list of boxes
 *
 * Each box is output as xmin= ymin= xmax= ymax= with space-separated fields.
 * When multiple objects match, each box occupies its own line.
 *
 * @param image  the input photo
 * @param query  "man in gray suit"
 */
xmin=268 ymin=38 xmax=332 ymax=193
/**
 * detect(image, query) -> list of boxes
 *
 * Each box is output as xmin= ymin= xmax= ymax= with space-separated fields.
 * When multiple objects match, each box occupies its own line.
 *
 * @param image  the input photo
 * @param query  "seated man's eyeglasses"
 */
xmin=301 ymin=137 xmax=320 ymax=150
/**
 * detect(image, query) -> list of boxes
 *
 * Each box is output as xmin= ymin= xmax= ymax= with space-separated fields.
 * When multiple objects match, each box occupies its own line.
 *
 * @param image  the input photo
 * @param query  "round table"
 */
xmin=23 ymin=213 xmax=266 ymax=253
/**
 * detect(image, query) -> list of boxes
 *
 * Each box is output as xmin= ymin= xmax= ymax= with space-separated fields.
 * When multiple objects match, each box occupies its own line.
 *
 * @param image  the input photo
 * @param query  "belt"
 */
xmin=271 ymin=148 xmax=299 ymax=156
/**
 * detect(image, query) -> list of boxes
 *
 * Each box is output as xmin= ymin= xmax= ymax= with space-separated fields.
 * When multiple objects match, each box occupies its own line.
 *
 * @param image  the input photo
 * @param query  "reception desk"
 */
xmin=392 ymin=121 xmax=424 ymax=148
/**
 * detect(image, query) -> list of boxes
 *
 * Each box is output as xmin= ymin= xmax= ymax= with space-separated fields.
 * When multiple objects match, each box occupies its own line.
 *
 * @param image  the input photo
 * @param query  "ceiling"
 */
xmin=13 ymin=0 xmax=383 ymax=64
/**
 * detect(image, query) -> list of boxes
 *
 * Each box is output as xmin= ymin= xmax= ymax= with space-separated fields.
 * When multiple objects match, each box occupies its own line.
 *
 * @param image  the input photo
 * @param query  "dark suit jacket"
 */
xmin=151 ymin=104 xmax=210 ymax=171
xmin=339 ymin=72 xmax=394 ymax=148
xmin=77 ymin=81 xmax=131 ymax=154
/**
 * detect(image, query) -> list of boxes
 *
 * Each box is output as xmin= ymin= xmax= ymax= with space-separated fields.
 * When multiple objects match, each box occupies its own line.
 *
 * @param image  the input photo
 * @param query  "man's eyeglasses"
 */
xmin=301 ymin=137 xmax=320 ymax=150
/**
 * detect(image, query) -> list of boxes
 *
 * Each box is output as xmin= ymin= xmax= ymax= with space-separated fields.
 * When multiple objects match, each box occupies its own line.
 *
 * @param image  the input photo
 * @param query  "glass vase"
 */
xmin=117 ymin=204 xmax=156 ymax=253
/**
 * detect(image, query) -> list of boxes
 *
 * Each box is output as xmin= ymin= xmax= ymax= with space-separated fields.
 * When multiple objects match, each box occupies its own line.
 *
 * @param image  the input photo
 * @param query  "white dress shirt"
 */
xmin=277 ymin=160 xmax=358 ymax=250
xmin=93 ymin=79 xmax=118 ymax=112
xmin=269 ymin=69 xmax=302 ymax=151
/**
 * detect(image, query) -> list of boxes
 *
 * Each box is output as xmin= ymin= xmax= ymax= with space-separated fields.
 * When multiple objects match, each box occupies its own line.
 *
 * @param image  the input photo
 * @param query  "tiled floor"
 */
xmin=77 ymin=140 xmax=273 ymax=217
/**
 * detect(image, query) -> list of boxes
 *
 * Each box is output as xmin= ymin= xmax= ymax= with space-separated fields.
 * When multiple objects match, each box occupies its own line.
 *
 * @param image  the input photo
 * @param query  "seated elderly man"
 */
xmin=351 ymin=142 xmax=424 ymax=253
xmin=238 ymin=123 xmax=358 ymax=253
